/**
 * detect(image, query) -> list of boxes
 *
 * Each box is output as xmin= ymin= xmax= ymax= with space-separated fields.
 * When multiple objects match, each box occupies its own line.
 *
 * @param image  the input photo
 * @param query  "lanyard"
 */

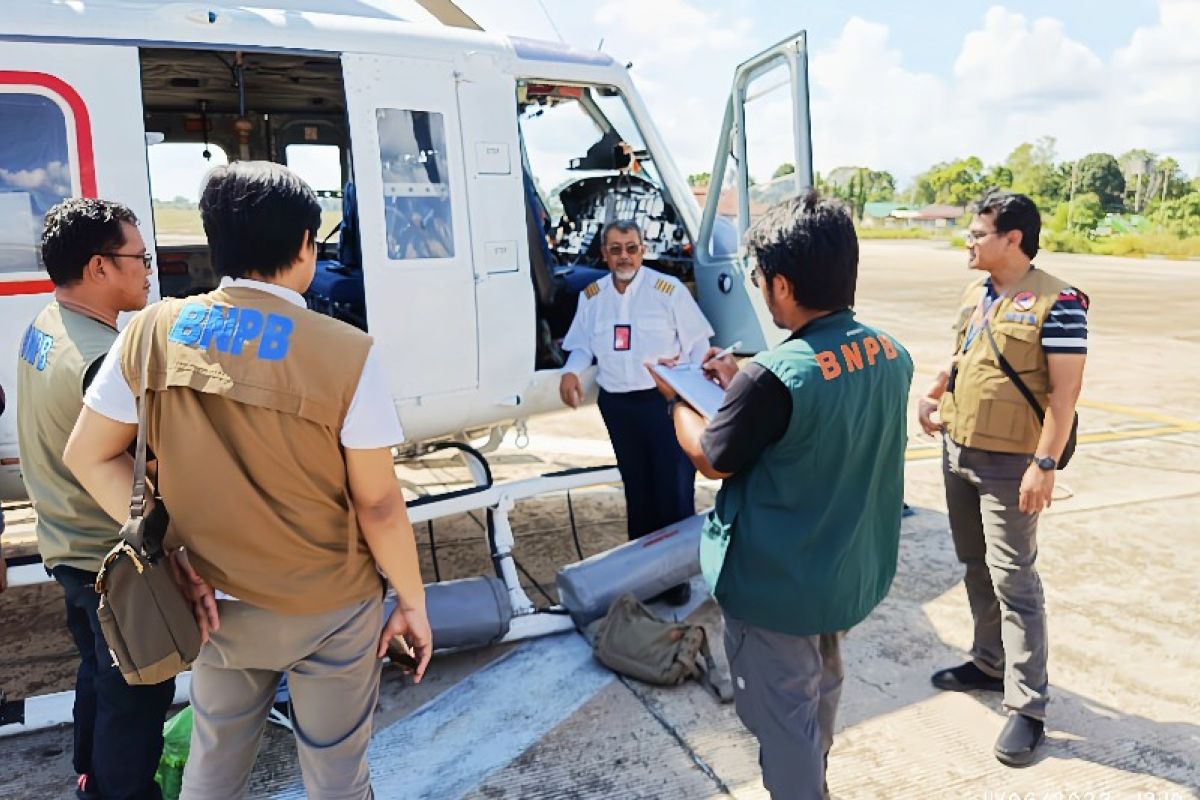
xmin=962 ymin=288 xmax=1004 ymax=353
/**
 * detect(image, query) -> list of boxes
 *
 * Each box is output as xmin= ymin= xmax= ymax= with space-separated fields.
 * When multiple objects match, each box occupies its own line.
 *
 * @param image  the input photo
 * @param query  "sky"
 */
xmin=148 ymin=0 xmax=1200 ymax=199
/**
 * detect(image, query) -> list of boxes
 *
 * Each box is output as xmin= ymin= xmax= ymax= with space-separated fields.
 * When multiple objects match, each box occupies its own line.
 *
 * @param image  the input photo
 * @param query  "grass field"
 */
xmin=151 ymin=205 xmax=342 ymax=243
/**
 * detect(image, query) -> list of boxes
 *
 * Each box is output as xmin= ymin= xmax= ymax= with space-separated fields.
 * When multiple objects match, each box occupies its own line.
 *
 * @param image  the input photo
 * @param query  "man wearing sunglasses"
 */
xmin=15 ymin=198 xmax=164 ymax=799
xmin=559 ymin=220 xmax=713 ymax=604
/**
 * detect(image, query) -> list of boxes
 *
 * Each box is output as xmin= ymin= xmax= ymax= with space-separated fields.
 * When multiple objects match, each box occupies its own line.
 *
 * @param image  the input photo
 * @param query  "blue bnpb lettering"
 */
xmin=258 ymin=314 xmax=294 ymax=361
xmin=167 ymin=303 xmax=293 ymax=360
xmin=19 ymin=325 xmax=54 ymax=371
xmin=168 ymin=304 xmax=208 ymax=346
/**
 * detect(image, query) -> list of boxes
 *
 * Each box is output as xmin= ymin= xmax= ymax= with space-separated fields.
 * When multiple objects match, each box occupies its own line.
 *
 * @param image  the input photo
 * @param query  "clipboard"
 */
xmin=651 ymin=363 xmax=726 ymax=419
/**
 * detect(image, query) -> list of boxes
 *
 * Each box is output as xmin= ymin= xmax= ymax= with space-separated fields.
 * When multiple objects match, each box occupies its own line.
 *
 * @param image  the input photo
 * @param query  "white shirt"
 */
xmin=84 ymin=277 xmax=404 ymax=449
xmin=562 ymin=267 xmax=714 ymax=393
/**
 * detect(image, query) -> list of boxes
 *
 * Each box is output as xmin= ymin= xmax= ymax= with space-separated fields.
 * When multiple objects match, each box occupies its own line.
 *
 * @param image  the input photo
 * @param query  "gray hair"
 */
xmin=600 ymin=219 xmax=643 ymax=245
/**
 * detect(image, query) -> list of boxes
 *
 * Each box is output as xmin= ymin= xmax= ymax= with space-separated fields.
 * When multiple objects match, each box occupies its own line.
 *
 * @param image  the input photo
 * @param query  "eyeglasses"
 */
xmin=963 ymin=230 xmax=996 ymax=245
xmin=749 ymin=267 xmax=760 ymax=288
xmin=97 ymin=252 xmax=153 ymax=269
xmin=605 ymin=243 xmax=643 ymax=257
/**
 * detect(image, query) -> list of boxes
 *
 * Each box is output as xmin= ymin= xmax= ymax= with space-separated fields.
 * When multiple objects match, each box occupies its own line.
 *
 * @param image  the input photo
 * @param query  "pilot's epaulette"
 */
xmin=584 ymin=282 xmax=601 ymax=299
xmin=654 ymin=278 xmax=675 ymax=296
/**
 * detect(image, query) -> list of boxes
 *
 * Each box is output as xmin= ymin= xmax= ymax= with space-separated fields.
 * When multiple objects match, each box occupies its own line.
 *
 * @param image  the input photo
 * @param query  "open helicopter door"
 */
xmin=341 ymin=54 xmax=478 ymax=400
xmin=695 ymin=31 xmax=813 ymax=352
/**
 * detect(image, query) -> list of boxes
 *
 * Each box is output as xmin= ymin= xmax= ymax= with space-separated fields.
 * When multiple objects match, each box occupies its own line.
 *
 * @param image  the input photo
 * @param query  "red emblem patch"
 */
xmin=1012 ymin=291 xmax=1037 ymax=311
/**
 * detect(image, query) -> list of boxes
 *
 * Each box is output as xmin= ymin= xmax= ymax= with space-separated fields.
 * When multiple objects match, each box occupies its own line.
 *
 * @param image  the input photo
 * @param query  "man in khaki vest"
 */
xmin=65 ymin=162 xmax=431 ymax=799
xmin=15 ymin=198 xmax=167 ymax=799
xmin=917 ymin=191 xmax=1088 ymax=767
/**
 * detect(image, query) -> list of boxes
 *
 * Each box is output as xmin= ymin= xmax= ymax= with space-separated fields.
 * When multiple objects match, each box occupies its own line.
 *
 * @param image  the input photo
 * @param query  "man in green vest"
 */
xmin=919 ymin=190 xmax=1088 ymax=767
xmin=15 ymin=198 xmax=170 ymax=799
xmin=651 ymin=193 xmax=913 ymax=799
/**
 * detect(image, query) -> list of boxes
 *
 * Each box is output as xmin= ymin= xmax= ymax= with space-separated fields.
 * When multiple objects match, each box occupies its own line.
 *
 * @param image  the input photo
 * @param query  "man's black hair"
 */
xmin=744 ymin=191 xmax=857 ymax=311
xmin=200 ymin=161 xmax=321 ymax=279
xmin=971 ymin=190 xmax=1040 ymax=259
xmin=40 ymin=198 xmax=138 ymax=287
xmin=601 ymin=219 xmax=644 ymax=245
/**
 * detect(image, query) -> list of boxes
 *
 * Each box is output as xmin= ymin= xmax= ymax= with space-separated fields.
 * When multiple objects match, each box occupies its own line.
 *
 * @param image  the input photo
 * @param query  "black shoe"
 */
xmin=994 ymin=713 xmax=1044 ymax=767
xmin=931 ymin=661 xmax=1004 ymax=692
xmin=649 ymin=582 xmax=692 ymax=606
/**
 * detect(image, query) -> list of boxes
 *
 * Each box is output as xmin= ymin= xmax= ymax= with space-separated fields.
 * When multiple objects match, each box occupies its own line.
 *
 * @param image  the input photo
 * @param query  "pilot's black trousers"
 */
xmin=598 ymin=387 xmax=696 ymax=538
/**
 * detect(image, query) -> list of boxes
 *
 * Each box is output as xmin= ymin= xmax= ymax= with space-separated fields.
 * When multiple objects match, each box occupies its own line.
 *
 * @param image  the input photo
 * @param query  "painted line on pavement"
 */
xmin=271 ymin=632 xmax=613 ymax=800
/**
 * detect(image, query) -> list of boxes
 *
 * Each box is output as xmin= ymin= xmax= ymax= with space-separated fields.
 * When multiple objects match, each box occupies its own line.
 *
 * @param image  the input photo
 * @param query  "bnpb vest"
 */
xmin=17 ymin=303 xmax=120 ymax=571
xmin=701 ymin=311 xmax=913 ymax=637
xmin=940 ymin=268 xmax=1070 ymax=455
xmin=119 ymin=287 xmax=382 ymax=615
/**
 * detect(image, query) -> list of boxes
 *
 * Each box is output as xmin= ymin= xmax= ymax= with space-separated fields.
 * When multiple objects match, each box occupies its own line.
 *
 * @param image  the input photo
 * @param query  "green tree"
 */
xmin=1118 ymin=148 xmax=1157 ymax=212
xmin=984 ymin=164 xmax=1014 ymax=190
xmin=772 ymin=162 xmax=796 ymax=179
xmin=865 ymin=170 xmax=896 ymax=202
xmin=687 ymin=172 xmax=711 ymax=187
xmin=1004 ymin=138 xmax=1063 ymax=208
xmin=908 ymin=156 xmax=985 ymax=207
xmin=1074 ymin=153 xmax=1126 ymax=211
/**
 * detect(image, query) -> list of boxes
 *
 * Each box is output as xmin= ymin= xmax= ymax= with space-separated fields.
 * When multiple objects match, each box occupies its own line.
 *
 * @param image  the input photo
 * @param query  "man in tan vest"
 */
xmin=917 ymin=190 xmax=1088 ymax=767
xmin=65 ymin=162 xmax=431 ymax=799
xmin=15 ymin=198 xmax=167 ymax=799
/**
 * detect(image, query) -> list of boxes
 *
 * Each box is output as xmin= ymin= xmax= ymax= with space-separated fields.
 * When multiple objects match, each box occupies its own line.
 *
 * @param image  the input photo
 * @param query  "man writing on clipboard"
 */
xmin=559 ymin=220 xmax=713 ymax=605
xmin=651 ymin=194 xmax=912 ymax=798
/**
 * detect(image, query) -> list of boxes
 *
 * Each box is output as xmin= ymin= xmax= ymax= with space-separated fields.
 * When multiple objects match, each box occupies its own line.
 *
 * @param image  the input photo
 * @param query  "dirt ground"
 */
xmin=2 ymin=239 xmax=1198 ymax=798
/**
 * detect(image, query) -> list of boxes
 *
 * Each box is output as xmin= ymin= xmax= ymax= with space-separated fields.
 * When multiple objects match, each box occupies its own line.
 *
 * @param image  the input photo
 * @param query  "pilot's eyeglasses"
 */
xmin=605 ymin=243 xmax=642 ymax=256
xmin=98 ymin=252 xmax=153 ymax=269
xmin=963 ymin=230 xmax=995 ymax=245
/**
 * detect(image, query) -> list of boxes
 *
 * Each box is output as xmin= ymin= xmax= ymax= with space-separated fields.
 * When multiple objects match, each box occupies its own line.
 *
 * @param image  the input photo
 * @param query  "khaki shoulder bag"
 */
xmin=591 ymin=593 xmax=732 ymax=703
xmin=94 ymin=306 xmax=202 ymax=685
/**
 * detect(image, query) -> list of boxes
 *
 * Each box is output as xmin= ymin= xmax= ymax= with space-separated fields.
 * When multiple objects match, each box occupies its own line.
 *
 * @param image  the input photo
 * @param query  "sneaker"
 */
xmin=930 ymin=661 xmax=1003 ymax=692
xmin=648 ymin=582 xmax=692 ymax=606
xmin=994 ymin=713 xmax=1045 ymax=767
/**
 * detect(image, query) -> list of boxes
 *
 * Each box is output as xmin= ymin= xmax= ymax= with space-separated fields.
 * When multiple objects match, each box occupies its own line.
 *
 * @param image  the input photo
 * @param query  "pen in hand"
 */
xmin=703 ymin=340 xmax=742 ymax=368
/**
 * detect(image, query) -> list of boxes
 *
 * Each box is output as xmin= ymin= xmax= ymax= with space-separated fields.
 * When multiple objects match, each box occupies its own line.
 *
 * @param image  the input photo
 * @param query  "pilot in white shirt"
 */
xmin=559 ymin=220 xmax=713 ymax=604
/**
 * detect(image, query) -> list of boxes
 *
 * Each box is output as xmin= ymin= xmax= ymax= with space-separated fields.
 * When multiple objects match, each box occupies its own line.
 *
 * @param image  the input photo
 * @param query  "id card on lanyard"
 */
xmin=613 ymin=324 xmax=632 ymax=352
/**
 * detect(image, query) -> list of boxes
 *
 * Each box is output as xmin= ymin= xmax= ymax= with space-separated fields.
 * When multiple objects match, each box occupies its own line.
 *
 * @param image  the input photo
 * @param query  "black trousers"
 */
xmin=53 ymin=565 xmax=175 ymax=800
xmin=598 ymin=388 xmax=696 ymax=539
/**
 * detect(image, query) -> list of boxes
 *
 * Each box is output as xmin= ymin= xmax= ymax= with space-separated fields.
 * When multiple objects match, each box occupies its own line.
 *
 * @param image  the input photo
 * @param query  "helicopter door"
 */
xmin=341 ymin=53 xmax=477 ymax=398
xmin=695 ymin=31 xmax=813 ymax=351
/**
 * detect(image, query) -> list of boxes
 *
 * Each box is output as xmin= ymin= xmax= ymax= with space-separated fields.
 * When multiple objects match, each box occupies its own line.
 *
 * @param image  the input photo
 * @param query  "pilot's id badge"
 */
xmin=613 ymin=324 xmax=632 ymax=352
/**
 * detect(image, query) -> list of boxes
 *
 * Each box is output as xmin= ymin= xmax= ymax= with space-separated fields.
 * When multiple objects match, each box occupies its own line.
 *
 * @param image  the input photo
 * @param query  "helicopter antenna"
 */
xmin=536 ymin=0 xmax=567 ymax=44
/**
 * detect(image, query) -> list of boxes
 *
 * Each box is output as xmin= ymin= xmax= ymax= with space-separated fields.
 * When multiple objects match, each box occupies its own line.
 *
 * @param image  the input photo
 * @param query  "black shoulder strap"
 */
xmin=984 ymin=324 xmax=1045 ymax=422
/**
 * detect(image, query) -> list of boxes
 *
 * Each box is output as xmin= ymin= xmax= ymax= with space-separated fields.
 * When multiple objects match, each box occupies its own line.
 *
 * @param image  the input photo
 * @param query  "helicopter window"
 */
xmin=0 ymin=93 xmax=72 ymax=274
xmin=285 ymin=143 xmax=343 ymax=243
xmin=147 ymin=142 xmax=229 ymax=247
xmin=376 ymin=108 xmax=454 ymax=260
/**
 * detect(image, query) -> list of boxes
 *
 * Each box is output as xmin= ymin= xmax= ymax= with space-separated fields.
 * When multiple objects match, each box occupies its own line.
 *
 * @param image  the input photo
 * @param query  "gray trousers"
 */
xmin=943 ymin=437 xmax=1049 ymax=719
xmin=724 ymin=616 xmax=844 ymax=800
xmin=181 ymin=596 xmax=384 ymax=800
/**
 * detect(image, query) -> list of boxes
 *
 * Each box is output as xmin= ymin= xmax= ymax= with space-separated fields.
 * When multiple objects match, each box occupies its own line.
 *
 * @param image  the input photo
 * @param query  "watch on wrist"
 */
xmin=1033 ymin=455 xmax=1057 ymax=471
xmin=666 ymin=397 xmax=682 ymax=418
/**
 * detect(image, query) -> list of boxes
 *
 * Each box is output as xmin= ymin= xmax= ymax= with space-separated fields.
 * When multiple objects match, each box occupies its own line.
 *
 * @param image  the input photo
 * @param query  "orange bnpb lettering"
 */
xmin=815 ymin=350 xmax=842 ymax=380
xmin=863 ymin=336 xmax=881 ymax=365
xmin=840 ymin=342 xmax=864 ymax=372
xmin=879 ymin=334 xmax=898 ymax=360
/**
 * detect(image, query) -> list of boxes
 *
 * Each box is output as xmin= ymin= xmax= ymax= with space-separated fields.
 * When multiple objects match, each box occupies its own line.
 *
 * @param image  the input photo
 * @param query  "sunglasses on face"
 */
xmin=605 ymin=243 xmax=643 ymax=257
xmin=963 ymin=230 xmax=996 ymax=245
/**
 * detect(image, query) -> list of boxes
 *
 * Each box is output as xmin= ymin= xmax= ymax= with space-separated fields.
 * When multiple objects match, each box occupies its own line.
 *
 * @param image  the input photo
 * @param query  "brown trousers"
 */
xmin=180 ymin=596 xmax=383 ymax=799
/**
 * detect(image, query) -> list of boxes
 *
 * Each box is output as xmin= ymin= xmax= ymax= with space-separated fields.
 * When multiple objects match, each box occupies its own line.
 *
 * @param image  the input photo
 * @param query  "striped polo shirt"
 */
xmin=980 ymin=268 xmax=1089 ymax=355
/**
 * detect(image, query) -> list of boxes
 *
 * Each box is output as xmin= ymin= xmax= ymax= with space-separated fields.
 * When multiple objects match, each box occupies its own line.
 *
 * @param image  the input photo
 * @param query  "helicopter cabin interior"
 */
xmin=138 ymin=48 xmax=701 ymax=371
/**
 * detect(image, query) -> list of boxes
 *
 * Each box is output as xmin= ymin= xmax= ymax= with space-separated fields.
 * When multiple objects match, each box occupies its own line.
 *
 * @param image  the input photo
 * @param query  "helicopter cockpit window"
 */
xmin=0 ymin=93 xmax=72 ymax=274
xmin=376 ymin=108 xmax=454 ymax=260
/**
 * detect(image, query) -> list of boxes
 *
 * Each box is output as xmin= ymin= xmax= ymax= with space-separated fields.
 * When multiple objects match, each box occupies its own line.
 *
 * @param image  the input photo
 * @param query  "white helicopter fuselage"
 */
xmin=0 ymin=0 xmax=811 ymax=501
